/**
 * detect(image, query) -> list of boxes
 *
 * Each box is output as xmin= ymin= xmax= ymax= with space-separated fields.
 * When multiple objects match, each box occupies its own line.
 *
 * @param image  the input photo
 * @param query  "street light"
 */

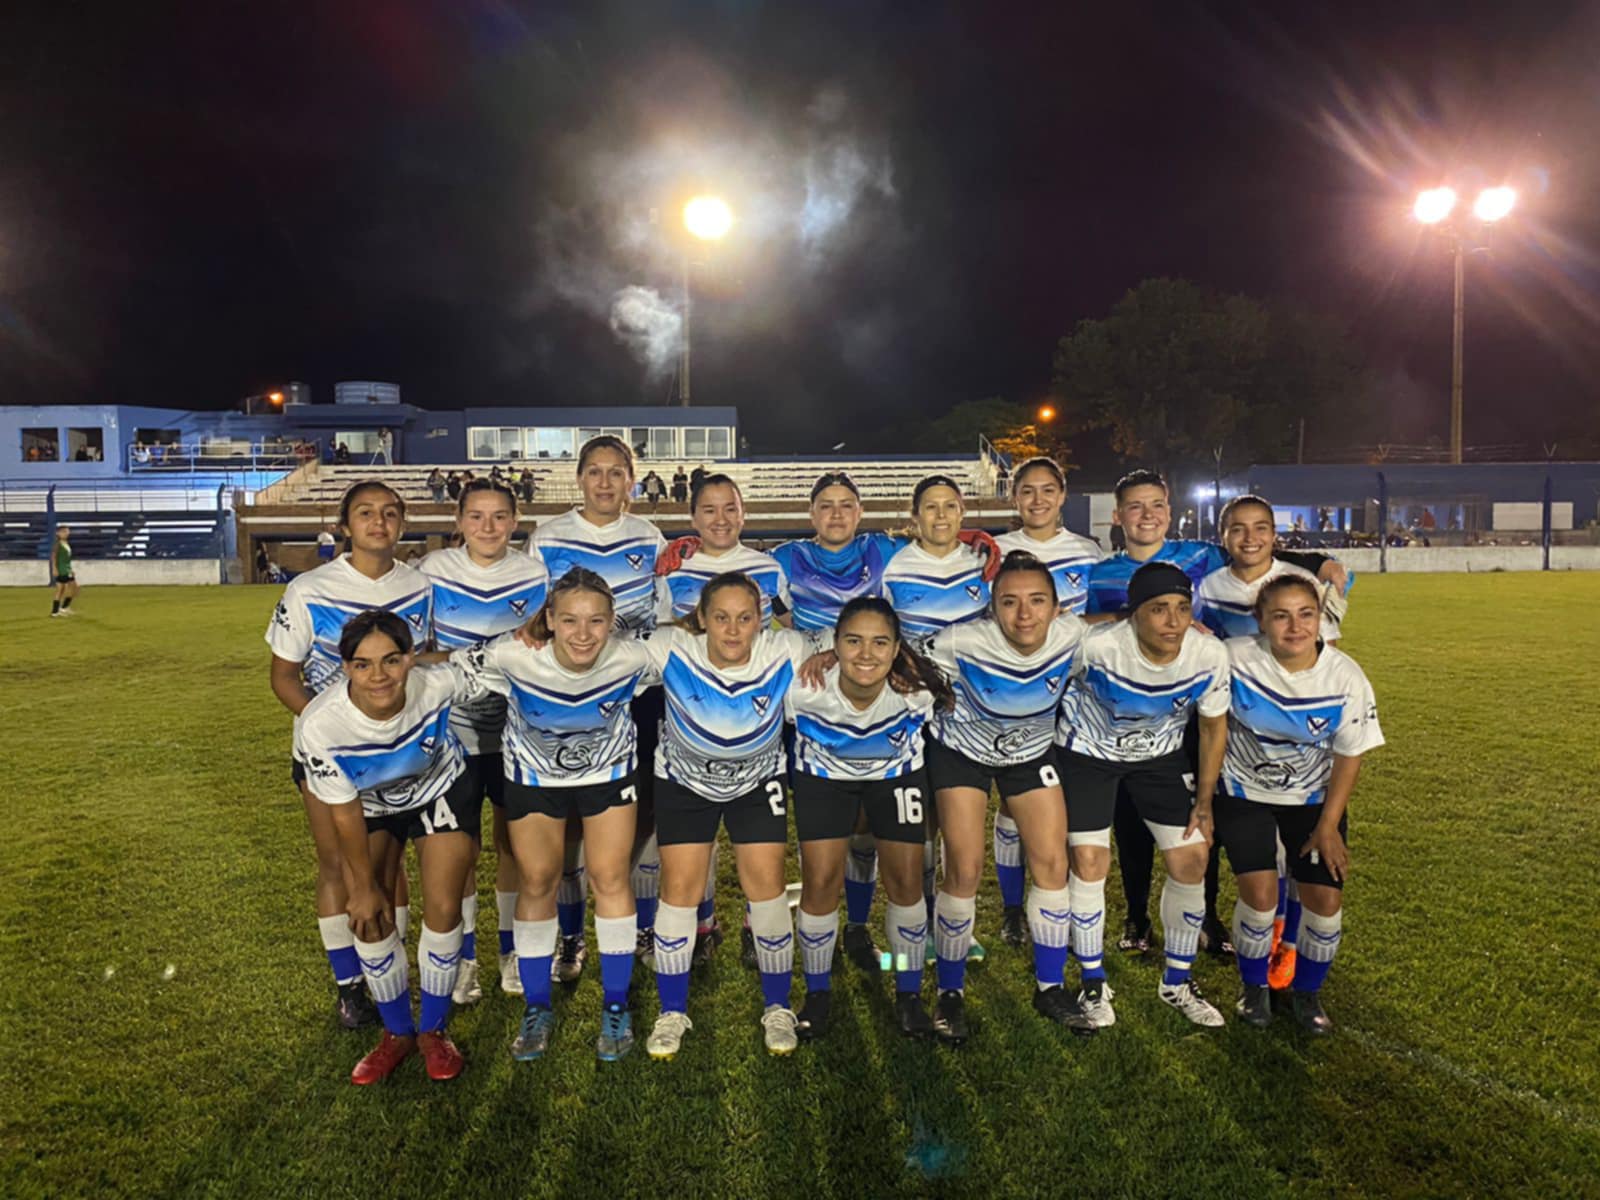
xmin=679 ymin=195 xmax=733 ymax=407
xmin=1413 ymin=183 xmax=1518 ymax=464
xmin=1037 ymin=404 xmax=1056 ymax=423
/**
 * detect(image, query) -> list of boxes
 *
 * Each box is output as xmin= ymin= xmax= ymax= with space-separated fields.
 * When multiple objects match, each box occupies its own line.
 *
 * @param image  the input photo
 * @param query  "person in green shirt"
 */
xmin=50 ymin=526 xmax=77 ymax=617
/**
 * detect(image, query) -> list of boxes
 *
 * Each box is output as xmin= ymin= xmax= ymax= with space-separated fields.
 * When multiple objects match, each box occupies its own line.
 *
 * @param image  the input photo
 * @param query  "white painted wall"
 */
xmin=1338 ymin=546 xmax=1600 ymax=574
xmin=0 ymin=559 xmax=221 ymax=586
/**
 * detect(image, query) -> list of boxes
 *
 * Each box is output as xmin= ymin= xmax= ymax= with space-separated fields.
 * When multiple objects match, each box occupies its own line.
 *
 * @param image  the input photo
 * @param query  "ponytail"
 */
xmin=835 ymin=597 xmax=956 ymax=713
xmin=528 ymin=568 xmax=614 ymax=642
xmin=678 ymin=572 xmax=762 ymax=635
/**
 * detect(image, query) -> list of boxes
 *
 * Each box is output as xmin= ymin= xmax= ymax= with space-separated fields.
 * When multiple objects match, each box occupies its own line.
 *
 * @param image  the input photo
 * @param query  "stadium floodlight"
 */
xmin=1037 ymin=405 xmax=1056 ymax=423
xmin=683 ymin=195 xmax=733 ymax=242
xmin=1412 ymin=186 xmax=1457 ymax=225
xmin=1472 ymin=186 xmax=1516 ymax=223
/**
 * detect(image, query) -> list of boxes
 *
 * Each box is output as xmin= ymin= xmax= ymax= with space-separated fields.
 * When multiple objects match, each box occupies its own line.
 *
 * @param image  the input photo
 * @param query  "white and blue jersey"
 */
xmin=927 ymin=616 xmax=1083 ymax=767
xmin=787 ymin=667 xmax=933 ymax=780
xmin=646 ymin=626 xmax=819 ymax=802
xmin=419 ymin=546 xmax=550 ymax=755
xmin=1222 ymin=635 xmax=1383 ymax=807
xmin=771 ymin=532 xmax=905 ymax=632
xmin=656 ymin=542 xmax=790 ymax=626
xmin=995 ymin=527 xmax=1104 ymax=616
xmin=1194 ymin=560 xmax=1342 ymax=643
xmin=266 ymin=555 xmax=433 ymax=696
xmin=880 ymin=541 xmax=990 ymax=645
xmin=1084 ymin=540 xmax=1226 ymax=615
xmin=294 ymin=664 xmax=476 ymax=817
xmin=1059 ymin=621 xmax=1230 ymax=761
xmin=532 ymin=509 xmax=666 ymax=633
xmin=451 ymin=634 xmax=655 ymax=788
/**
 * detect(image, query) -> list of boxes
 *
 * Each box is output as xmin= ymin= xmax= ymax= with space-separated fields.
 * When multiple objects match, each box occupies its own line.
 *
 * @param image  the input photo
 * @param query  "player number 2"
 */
xmin=894 ymin=786 xmax=923 ymax=824
xmin=765 ymin=779 xmax=786 ymax=817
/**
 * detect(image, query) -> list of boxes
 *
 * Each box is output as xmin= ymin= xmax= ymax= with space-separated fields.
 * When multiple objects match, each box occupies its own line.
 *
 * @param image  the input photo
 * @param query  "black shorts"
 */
xmin=504 ymin=774 xmax=640 ymax=822
xmin=629 ymin=689 xmax=664 ymax=811
xmin=924 ymin=738 xmax=1061 ymax=801
xmin=462 ymin=752 xmax=507 ymax=808
xmin=791 ymin=769 xmax=929 ymax=845
xmin=291 ymin=756 xmax=307 ymax=786
xmin=654 ymin=774 xmax=788 ymax=846
xmin=1215 ymin=792 xmax=1348 ymax=890
xmin=54 ymin=573 xmax=75 ymax=585
xmin=1060 ymin=749 xmax=1196 ymax=842
xmin=364 ymin=772 xmax=484 ymax=842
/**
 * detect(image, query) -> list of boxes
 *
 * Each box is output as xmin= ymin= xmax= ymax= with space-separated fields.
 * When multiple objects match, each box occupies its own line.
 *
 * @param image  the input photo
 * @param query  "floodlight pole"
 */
xmin=1450 ymin=235 xmax=1464 ymax=465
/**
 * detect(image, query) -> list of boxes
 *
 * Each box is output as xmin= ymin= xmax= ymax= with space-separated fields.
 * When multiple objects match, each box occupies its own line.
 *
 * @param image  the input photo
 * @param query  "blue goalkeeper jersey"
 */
xmin=771 ymin=532 xmax=905 ymax=632
xmin=1084 ymin=540 xmax=1226 ymax=615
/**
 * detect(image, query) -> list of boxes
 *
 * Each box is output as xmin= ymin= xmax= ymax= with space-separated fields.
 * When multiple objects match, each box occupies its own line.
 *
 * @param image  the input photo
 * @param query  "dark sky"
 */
xmin=2 ymin=1 xmax=1597 ymax=459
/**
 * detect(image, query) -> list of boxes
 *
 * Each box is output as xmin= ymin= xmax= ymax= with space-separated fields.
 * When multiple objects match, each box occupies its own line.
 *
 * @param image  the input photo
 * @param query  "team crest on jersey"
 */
xmin=994 ymin=727 xmax=1030 ymax=757
xmin=965 ymin=584 xmax=982 ymax=600
xmin=1306 ymin=715 xmax=1331 ymax=736
xmin=598 ymin=700 xmax=620 ymax=718
xmin=408 ymin=613 xmax=425 ymax=631
xmin=888 ymin=729 xmax=908 ymax=748
xmin=1065 ymin=571 xmax=1082 ymax=587
xmin=625 ymin=552 xmax=645 ymax=570
xmin=752 ymin=695 xmax=772 ymax=717
xmin=1045 ymin=675 xmax=1061 ymax=694
xmin=1171 ymin=695 xmax=1192 ymax=712
xmin=509 ymin=598 xmax=528 ymax=617
xmin=556 ymin=743 xmax=596 ymax=771
xmin=859 ymin=564 xmax=872 ymax=583
xmin=420 ymin=735 xmax=437 ymax=757
xmin=1252 ymin=761 xmax=1294 ymax=789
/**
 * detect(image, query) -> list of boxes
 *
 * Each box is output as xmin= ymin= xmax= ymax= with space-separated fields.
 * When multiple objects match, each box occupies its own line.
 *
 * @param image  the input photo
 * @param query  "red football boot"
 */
xmin=351 ymin=1032 xmax=415 ymax=1085
xmin=417 ymin=1030 xmax=464 ymax=1081
xmin=1267 ymin=942 xmax=1298 ymax=991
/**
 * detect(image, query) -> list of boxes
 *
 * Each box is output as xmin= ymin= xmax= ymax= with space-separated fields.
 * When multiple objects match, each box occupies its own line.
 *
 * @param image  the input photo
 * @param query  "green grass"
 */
xmin=2 ymin=576 xmax=1598 ymax=1199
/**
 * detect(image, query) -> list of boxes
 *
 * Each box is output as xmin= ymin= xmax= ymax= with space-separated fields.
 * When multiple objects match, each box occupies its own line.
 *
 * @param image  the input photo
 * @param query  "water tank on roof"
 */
xmin=335 ymin=381 xmax=402 ymax=406
xmin=282 ymin=381 xmax=312 ymax=406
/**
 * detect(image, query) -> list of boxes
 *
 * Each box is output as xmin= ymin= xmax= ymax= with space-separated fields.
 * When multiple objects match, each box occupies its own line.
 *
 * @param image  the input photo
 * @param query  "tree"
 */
xmin=914 ymin=397 xmax=1033 ymax=451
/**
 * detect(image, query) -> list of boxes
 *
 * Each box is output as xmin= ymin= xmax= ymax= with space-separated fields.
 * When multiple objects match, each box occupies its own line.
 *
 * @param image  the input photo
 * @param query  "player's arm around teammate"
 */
xmin=1216 ymin=574 xmax=1383 ymax=1035
xmin=788 ymin=597 xmax=952 ymax=1040
xmin=921 ymin=552 xmax=1097 ymax=1043
xmin=298 ymin=611 xmax=484 ymax=1085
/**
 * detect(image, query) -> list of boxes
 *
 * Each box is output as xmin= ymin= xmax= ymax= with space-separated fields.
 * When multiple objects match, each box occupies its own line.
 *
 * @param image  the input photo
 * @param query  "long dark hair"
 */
xmin=338 ymin=610 xmax=414 ymax=661
xmin=577 ymin=434 xmax=634 ymax=477
xmin=528 ymin=568 xmax=615 ymax=642
xmin=835 ymin=597 xmax=955 ymax=712
xmin=337 ymin=479 xmax=406 ymax=529
xmin=680 ymin=571 xmax=762 ymax=635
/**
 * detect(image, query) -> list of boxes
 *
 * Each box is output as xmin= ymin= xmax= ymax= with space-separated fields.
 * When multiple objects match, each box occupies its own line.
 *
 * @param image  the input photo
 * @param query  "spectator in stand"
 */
xmin=446 ymin=472 xmax=462 ymax=502
xmin=317 ymin=524 xmax=338 ymax=562
xmin=671 ymin=468 xmax=689 ymax=504
xmin=642 ymin=471 xmax=667 ymax=512
xmin=427 ymin=469 xmax=447 ymax=503
xmin=256 ymin=542 xmax=271 ymax=581
xmin=490 ymin=464 xmax=505 ymax=485
xmin=461 ymin=470 xmax=477 ymax=488
xmin=335 ymin=442 xmax=352 ymax=465
xmin=518 ymin=470 xmax=536 ymax=504
xmin=377 ymin=428 xmax=394 ymax=466
xmin=994 ymin=464 xmax=1009 ymax=497
xmin=690 ymin=464 xmax=708 ymax=493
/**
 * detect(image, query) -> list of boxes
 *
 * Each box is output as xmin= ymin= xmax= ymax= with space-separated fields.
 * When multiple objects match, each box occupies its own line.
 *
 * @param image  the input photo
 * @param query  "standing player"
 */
xmin=1218 ymin=574 xmax=1382 ymax=1034
xmin=991 ymin=458 xmax=1103 ymax=945
xmin=49 ymin=525 xmax=78 ymax=617
xmin=455 ymin=570 xmax=651 ymax=1061
xmin=1087 ymin=469 xmax=1343 ymax=959
xmin=296 ymin=611 xmax=482 ymax=1084
xmin=1058 ymin=562 xmax=1231 ymax=1029
xmin=788 ymin=597 xmax=952 ymax=1038
xmin=266 ymin=480 xmax=431 ymax=1029
xmin=642 ymin=574 xmax=824 ymax=1060
xmin=922 ymin=552 xmax=1096 ymax=1042
xmin=1194 ymin=493 xmax=1348 ymax=985
xmin=532 ymin=437 xmax=667 ymax=981
xmin=419 ymin=479 xmax=549 ymax=1004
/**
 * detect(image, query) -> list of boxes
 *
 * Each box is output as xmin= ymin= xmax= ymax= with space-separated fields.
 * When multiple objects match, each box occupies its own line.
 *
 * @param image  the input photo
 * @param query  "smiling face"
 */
xmin=1114 ymin=483 xmax=1171 ymax=551
xmin=1222 ymin=501 xmax=1276 ymax=574
xmin=991 ymin=568 xmax=1056 ymax=653
xmin=692 ymin=482 xmax=745 ymax=553
xmin=549 ymin=587 xmax=614 ymax=672
xmin=344 ymin=628 xmax=413 ymax=716
xmin=836 ymin=607 xmax=897 ymax=695
xmin=1013 ymin=465 xmax=1065 ymax=534
xmin=1131 ymin=593 xmax=1192 ymax=662
xmin=578 ymin=447 xmax=633 ymax=522
xmin=1258 ymin=580 xmax=1322 ymax=664
xmin=701 ymin=580 xmax=760 ymax=667
xmin=342 ymin=487 xmax=404 ymax=556
xmin=457 ymin=489 xmax=516 ymax=564
xmin=913 ymin=485 xmax=964 ymax=552
xmin=810 ymin=485 xmax=862 ymax=550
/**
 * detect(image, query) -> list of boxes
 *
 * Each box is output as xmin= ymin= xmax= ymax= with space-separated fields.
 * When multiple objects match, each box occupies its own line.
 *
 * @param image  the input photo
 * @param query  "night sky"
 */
xmin=2 ymin=1 xmax=1597 ymax=463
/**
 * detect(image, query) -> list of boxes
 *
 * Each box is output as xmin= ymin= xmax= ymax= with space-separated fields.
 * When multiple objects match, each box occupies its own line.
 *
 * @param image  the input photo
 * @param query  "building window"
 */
xmin=706 ymin=428 xmax=731 ymax=458
xmin=532 ymin=428 xmax=574 ymax=459
xmin=683 ymin=428 xmax=707 ymax=459
xmin=648 ymin=427 xmax=678 ymax=459
xmin=336 ymin=431 xmax=382 ymax=457
xmin=467 ymin=427 xmax=526 ymax=460
xmin=67 ymin=427 xmax=105 ymax=462
xmin=21 ymin=428 xmax=58 ymax=463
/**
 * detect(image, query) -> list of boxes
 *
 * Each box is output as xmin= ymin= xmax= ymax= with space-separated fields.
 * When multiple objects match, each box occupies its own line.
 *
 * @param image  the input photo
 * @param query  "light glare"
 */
xmin=1413 ymin=187 xmax=1457 ymax=225
xmin=683 ymin=195 xmax=733 ymax=241
xmin=1473 ymin=186 xmax=1516 ymax=223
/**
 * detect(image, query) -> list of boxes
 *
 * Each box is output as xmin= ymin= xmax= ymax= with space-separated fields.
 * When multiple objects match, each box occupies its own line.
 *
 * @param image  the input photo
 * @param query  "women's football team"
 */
xmin=267 ymin=437 xmax=1382 ymax=1084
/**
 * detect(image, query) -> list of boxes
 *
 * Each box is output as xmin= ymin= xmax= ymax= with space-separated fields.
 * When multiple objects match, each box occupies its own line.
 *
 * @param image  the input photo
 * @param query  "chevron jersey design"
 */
xmin=926 ymin=615 xmax=1083 ymax=767
xmin=657 ymin=542 xmax=790 ymax=625
xmin=265 ymin=555 xmax=433 ymax=696
xmin=293 ymin=663 xmax=478 ymax=817
xmin=419 ymin=546 xmax=550 ymax=755
xmin=1193 ymin=560 xmax=1341 ymax=642
xmin=452 ymin=634 xmax=654 ymax=788
xmin=1222 ymin=635 xmax=1383 ymax=806
xmin=995 ymin=528 xmax=1104 ymax=616
xmin=531 ymin=509 xmax=666 ymax=633
xmin=648 ymin=627 xmax=818 ymax=801
xmin=771 ymin=532 xmax=904 ymax=632
xmin=1084 ymin=540 xmax=1226 ymax=615
xmin=1059 ymin=621 xmax=1230 ymax=761
xmin=880 ymin=541 xmax=990 ymax=645
xmin=787 ymin=666 xmax=933 ymax=780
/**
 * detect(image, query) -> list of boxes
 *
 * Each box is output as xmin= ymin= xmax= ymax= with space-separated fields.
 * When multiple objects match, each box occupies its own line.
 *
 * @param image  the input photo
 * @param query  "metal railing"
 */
xmin=127 ymin=438 xmax=320 ymax=473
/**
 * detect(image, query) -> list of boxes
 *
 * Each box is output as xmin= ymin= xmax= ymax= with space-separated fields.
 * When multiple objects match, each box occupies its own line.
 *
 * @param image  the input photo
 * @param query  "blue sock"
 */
xmin=1276 ymin=875 xmax=1288 ymax=919
xmin=797 ymin=907 xmax=837 ymax=995
xmin=843 ymin=834 xmax=877 ymax=924
xmin=1284 ymin=895 xmax=1303 ymax=946
xmin=1233 ymin=902 xmax=1275 ymax=987
xmin=417 ymin=924 xmax=463 ymax=1033
xmin=327 ymin=945 xmax=360 ymax=984
xmin=1293 ymin=909 xmax=1341 ymax=993
xmin=496 ymin=890 xmax=516 ymax=956
xmin=933 ymin=893 xmax=974 ymax=993
xmin=355 ymin=931 xmax=415 ymax=1035
xmin=993 ymin=814 xmax=1025 ymax=909
xmin=318 ymin=915 xmax=362 ymax=984
xmin=996 ymin=863 xmax=1025 ymax=910
xmin=594 ymin=915 xmax=636 ymax=1008
xmin=418 ymin=989 xmax=451 ymax=1033
xmin=637 ymin=896 xmax=658 ymax=933
xmin=652 ymin=902 xmax=696 ymax=1013
xmin=748 ymin=896 xmax=794 ymax=1009
xmin=844 ymin=878 xmax=874 ymax=926
xmin=1159 ymin=879 xmax=1204 ymax=987
xmin=514 ymin=916 xmax=557 ymax=1009
xmin=1293 ymin=956 xmax=1331 ymax=992
xmin=460 ymin=893 xmax=477 ymax=962
xmin=1026 ymin=886 xmax=1072 ymax=989
xmin=376 ymin=995 xmax=415 ymax=1035
xmin=697 ymin=898 xmax=715 ymax=924
xmin=887 ymin=901 xmax=926 ymax=995
xmin=462 ymin=930 xmax=476 ymax=960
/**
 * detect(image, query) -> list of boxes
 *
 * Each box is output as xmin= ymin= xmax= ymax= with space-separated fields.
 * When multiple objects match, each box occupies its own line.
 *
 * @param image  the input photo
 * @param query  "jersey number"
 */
xmin=1038 ymin=764 xmax=1061 ymax=789
xmin=1182 ymin=772 xmax=1196 ymax=795
xmin=766 ymin=779 xmax=787 ymax=817
xmin=418 ymin=796 xmax=460 ymax=836
xmin=894 ymin=786 xmax=924 ymax=825
xmin=621 ymin=785 xmax=638 ymax=804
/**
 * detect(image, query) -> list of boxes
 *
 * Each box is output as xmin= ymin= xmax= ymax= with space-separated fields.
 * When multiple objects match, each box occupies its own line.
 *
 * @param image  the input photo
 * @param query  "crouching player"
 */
xmin=1057 ymin=562 xmax=1231 ymax=1029
xmin=295 ymin=611 xmax=483 ymax=1084
xmin=1217 ymin=574 xmax=1383 ymax=1034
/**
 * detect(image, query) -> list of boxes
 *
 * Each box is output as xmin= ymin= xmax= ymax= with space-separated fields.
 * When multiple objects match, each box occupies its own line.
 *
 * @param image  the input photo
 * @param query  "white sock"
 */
xmin=747 ymin=895 xmax=794 ymax=978
xmin=797 ymin=907 xmax=839 ymax=981
xmin=514 ymin=917 xmax=558 ymax=963
xmin=885 ymin=901 xmax=927 ymax=985
xmin=394 ymin=904 xmax=409 ymax=943
xmin=933 ymin=891 xmax=975 ymax=966
xmin=1159 ymin=878 xmax=1205 ymax=983
xmin=652 ymin=902 xmax=697 ymax=979
xmin=1068 ymin=874 xmax=1106 ymax=978
xmin=922 ymin=838 xmax=937 ymax=903
xmin=1232 ymin=900 xmax=1276 ymax=965
xmin=1025 ymin=883 xmax=1071 ymax=989
xmin=318 ymin=914 xmax=361 ymax=985
xmin=496 ymin=890 xmax=517 ymax=937
xmin=1299 ymin=909 xmax=1343 ymax=968
xmin=353 ymin=929 xmax=409 ymax=1005
xmin=417 ymin=922 xmax=464 ymax=999
xmin=631 ymin=832 xmax=661 ymax=905
xmin=993 ymin=813 xmax=1022 ymax=869
xmin=459 ymin=892 xmax=478 ymax=961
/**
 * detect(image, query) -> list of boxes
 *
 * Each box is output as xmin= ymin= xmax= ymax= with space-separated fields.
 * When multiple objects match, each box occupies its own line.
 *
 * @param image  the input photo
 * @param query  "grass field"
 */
xmin=2 ymin=575 xmax=1598 ymax=1199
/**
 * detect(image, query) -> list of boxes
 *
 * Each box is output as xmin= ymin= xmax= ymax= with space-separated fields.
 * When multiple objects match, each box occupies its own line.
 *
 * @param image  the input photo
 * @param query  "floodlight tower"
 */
xmin=679 ymin=195 xmax=733 ymax=407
